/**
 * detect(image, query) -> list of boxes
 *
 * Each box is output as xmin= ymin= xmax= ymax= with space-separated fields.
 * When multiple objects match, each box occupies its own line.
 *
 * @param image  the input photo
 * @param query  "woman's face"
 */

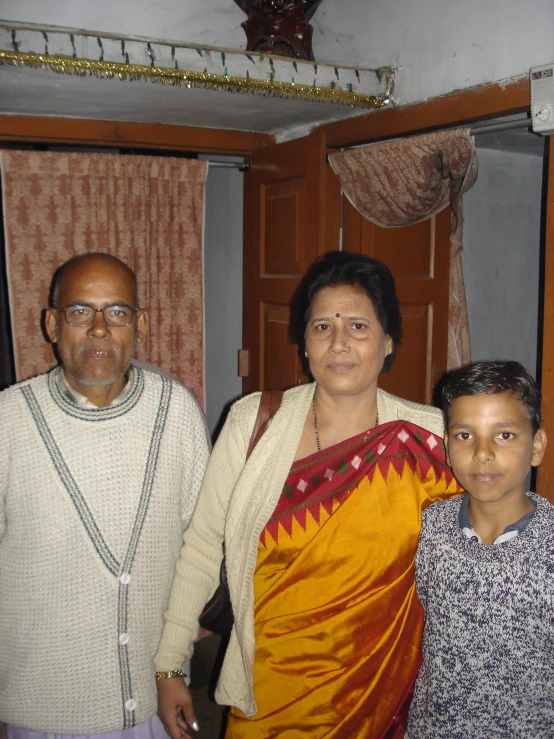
xmin=304 ymin=284 xmax=392 ymax=398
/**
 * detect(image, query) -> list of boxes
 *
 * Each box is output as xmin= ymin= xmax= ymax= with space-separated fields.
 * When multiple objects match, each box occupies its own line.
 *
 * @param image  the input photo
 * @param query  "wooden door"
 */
xmin=342 ymin=200 xmax=451 ymax=405
xmin=242 ymin=131 xmax=333 ymax=393
xmin=242 ymin=137 xmax=451 ymax=404
xmin=536 ymin=138 xmax=553 ymax=504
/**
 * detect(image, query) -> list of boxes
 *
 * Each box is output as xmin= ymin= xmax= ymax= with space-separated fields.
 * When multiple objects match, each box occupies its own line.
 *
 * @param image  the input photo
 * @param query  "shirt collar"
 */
xmin=459 ymin=491 xmax=537 ymax=545
xmin=57 ymin=366 xmax=136 ymax=409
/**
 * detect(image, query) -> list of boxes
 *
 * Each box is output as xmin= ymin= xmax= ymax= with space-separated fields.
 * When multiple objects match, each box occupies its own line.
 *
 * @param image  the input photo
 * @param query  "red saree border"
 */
xmin=261 ymin=420 xmax=457 ymax=548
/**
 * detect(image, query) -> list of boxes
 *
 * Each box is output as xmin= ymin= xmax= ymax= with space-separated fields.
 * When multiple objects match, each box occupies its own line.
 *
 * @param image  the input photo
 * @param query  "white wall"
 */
xmin=4 ymin=0 xmax=554 ymax=105
xmin=312 ymin=0 xmax=554 ymax=105
xmin=203 ymin=164 xmax=243 ymax=435
xmin=462 ymin=146 xmax=544 ymax=376
xmin=0 ymin=0 xmax=246 ymax=49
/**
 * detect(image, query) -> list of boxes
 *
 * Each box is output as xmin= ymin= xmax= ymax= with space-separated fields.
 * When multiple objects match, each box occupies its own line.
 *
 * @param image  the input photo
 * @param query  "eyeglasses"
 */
xmin=59 ymin=304 xmax=138 ymax=327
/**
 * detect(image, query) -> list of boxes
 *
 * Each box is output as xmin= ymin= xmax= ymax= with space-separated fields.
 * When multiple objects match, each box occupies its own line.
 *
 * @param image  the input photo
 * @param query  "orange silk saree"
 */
xmin=226 ymin=421 xmax=461 ymax=739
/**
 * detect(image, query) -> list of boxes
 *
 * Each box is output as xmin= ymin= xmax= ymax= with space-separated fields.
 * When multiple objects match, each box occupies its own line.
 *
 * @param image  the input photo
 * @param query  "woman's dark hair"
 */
xmin=442 ymin=360 xmax=542 ymax=434
xmin=289 ymin=251 xmax=402 ymax=374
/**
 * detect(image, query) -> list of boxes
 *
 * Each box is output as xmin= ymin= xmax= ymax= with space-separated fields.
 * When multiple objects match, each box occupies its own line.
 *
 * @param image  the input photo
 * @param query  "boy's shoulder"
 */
xmin=422 ymin=495 xmax=465 ymax=525
xmin=420 ymin=492 xmax=554 ymax=549
xmin=529 ymin=490 xmax=554 ymax=510
xmin=529 ymin=492 xmax=554 ymax=537
xmin=418 ymin=496 xmax=465 ymax=548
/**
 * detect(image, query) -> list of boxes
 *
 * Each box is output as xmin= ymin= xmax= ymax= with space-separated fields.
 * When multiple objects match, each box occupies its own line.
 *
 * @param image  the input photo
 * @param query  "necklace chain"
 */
xmin=312 ymin=388 xmax=379 ymax=452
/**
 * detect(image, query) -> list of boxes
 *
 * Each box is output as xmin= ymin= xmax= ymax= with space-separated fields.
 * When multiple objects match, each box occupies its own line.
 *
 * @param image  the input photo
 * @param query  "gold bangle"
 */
xmin=155 ymin=669 xmax=185 ymax=681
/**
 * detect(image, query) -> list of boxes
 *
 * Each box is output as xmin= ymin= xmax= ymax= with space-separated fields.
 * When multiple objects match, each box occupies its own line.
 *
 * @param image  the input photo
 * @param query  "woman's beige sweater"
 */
xmin=154 ymin=382 xmax=443 ymax=717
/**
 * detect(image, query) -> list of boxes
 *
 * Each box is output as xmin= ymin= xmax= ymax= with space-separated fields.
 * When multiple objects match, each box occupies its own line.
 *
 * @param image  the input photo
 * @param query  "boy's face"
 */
xmin=445 ymin=391 xmax=547 ymax=505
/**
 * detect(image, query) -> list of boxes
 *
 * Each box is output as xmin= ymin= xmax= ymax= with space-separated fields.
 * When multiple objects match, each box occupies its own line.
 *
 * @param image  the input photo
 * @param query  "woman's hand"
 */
xmin=157 ymin=677 xmax=199 ymax=739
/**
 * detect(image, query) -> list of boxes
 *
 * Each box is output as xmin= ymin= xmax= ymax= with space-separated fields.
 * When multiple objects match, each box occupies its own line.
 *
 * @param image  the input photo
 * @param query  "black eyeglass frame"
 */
xmin=58 ymin=303 xmax=139 ymax=327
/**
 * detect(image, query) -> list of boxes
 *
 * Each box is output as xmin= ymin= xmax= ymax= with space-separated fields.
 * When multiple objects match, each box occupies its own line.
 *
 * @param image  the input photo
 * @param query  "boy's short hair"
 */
xmin=442 ymin=360 xmax=542 ymax=434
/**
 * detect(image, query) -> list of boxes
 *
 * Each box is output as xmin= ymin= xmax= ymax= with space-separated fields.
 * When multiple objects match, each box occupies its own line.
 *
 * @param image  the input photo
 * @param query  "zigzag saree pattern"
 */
xmin=261 ymin=420 xmax=460 ymax=547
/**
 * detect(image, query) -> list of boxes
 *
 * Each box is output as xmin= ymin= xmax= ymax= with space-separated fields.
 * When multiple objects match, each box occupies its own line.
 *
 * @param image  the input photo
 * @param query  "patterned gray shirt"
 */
xmin=408 ymin=492 xmax=554 ymax=738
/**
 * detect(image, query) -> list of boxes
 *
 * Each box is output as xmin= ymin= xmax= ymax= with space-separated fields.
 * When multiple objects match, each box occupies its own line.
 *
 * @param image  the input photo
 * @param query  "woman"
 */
xmin=155 ymin=251 xmax=461 ymax=738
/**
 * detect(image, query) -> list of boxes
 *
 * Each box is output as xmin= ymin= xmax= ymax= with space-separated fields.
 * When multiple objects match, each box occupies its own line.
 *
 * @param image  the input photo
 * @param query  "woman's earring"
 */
xmin=304 ymin=350 xmax=308 ymax=358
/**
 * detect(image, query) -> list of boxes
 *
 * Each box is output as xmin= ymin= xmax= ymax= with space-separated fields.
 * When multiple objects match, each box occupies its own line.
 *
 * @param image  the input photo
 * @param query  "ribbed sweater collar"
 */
xmin=46 ymin=365 xmax=145 ymax=421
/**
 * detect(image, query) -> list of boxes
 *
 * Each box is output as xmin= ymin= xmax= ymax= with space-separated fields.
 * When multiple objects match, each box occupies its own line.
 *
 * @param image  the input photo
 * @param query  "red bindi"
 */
xmin=335 ymin=313 xmax=340 ymax=318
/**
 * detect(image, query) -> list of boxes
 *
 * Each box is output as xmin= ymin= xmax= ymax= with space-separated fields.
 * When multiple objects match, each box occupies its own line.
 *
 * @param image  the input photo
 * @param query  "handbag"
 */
xmin=199 ymin=389 xmax=284 ymax=635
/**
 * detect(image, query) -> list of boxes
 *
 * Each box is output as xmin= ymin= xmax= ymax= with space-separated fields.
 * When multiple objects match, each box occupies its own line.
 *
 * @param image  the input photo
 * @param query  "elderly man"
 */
xmin=0 ymin=253 xmax=210 ymax=738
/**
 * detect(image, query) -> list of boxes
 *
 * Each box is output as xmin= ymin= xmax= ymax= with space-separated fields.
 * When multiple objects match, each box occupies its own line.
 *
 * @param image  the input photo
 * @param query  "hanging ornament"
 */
xmin=233 ymin=0 xmax=324 ymax=61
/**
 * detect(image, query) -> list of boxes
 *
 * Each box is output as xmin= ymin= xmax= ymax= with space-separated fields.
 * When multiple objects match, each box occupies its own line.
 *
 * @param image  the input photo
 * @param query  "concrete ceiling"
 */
xmin=2 ymin=62 xmax=547 ymax=158
xmin=0 ymin=58 xmax=378 ymax=142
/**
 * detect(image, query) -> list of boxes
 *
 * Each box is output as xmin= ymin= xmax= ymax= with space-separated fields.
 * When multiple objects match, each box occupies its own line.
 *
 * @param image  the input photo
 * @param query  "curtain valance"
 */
xmin=329 ymin=128 xmax=478 ymax=368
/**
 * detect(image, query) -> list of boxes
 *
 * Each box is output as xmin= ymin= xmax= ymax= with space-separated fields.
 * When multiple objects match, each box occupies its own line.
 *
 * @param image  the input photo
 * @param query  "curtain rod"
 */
xmin=469 ymin=118 xmax=531 ymax=135
xmin=328 ymin=117 xmax=533 ymax=157
xmin=209 ymin=119 xmax=532 ymax=168
xmin=208 ymin=160 xmax=250 ymax=171
xmin=8 ymin=144 xmax=253 ymax=166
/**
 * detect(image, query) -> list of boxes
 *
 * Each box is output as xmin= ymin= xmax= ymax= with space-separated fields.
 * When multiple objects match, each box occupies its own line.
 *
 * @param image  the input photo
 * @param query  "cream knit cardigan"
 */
xmin=0 ymin=367 xmax=210 ymax=733
xmin=154 ymin=382 xmax=443 ymax=718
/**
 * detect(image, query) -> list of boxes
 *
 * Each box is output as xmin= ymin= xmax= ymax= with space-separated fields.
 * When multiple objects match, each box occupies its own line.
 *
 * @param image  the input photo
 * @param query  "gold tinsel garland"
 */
xmin=0 ymin=50 xmax=387 ymax=109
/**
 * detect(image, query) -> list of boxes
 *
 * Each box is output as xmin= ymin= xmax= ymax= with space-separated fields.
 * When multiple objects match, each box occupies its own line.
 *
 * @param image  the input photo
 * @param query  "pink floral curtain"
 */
xmin=0 ymin=151 xmax=207 ymax=406
xmin=329 ymin=128 xmax=478 ymax=369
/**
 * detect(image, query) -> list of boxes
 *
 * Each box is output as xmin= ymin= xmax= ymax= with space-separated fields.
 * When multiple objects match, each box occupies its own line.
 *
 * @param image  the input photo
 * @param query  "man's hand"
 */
xmin=157 ymin=677 xmax=199 ymax=739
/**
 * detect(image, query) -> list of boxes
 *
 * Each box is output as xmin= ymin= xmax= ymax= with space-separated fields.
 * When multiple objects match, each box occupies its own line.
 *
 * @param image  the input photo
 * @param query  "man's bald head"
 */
xmin=45 ymin=251 xmax=148 ymax=406
xmin=51 ymin=253 xmax=140 ymax=309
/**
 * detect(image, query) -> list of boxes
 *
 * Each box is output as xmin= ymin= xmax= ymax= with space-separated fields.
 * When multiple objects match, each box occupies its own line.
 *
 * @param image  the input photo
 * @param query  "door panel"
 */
xmin=392 ymin=304 xmax=432 ymax=404
xmin=372 ymin=220 xmax=434 ymax=278
xmin=343 ymin=197 xmax=451 ymax=405
xmin=243 ymin=132 xmax=328 ymax=393
xmin=243 ymin=139 xmax=451 ymax=405
xmin=261 ymin=303 xmax=301 ymax=389
xmin=263 ymin=177 xmax=306 ymax=274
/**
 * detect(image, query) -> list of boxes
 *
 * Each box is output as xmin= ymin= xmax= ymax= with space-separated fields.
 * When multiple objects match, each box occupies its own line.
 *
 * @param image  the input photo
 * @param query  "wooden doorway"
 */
xmin=537 ymin=137 xmax=553 ymax=502
xmin=242 ymin=131 xmax=328 ymax=395
xmin=240 ymin=78 xmax=535 ymax=406
xmin=342 ymin=203 xmax=451 ymax=405
xmin=242 ymin=139 xmax=452 ymax=404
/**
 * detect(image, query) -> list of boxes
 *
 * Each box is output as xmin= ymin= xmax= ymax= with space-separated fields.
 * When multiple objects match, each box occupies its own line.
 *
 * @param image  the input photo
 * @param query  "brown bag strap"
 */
xmin=246 ymin=389 xmax=284 ymax=461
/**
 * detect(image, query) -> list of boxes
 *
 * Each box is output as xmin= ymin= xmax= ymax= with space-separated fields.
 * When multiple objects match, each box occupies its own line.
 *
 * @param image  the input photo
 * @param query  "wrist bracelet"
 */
xmin=155 ymin=669 xmax=185 ymax=681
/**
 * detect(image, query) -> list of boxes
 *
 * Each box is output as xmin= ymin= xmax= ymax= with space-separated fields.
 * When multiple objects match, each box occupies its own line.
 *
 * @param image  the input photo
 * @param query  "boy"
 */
xmin=407 ymin=360 xmax=554 ymax=738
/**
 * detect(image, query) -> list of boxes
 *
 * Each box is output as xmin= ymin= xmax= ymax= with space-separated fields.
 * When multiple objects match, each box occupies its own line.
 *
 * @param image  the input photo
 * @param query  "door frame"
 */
xmin=318 ymin=76 xmax=554 ymax=503
xmin=536 ymin=139 xmax=553 ymax=501
xmin=0 ymin=116 xmax=275 ymax=154
xmin=319 ymin=77 xmax=529 ymax=150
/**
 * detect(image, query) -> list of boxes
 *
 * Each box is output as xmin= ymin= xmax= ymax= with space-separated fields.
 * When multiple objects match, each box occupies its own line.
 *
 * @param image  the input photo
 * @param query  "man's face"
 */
xmin=45 ymin=257 xmax=148 ymax=402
